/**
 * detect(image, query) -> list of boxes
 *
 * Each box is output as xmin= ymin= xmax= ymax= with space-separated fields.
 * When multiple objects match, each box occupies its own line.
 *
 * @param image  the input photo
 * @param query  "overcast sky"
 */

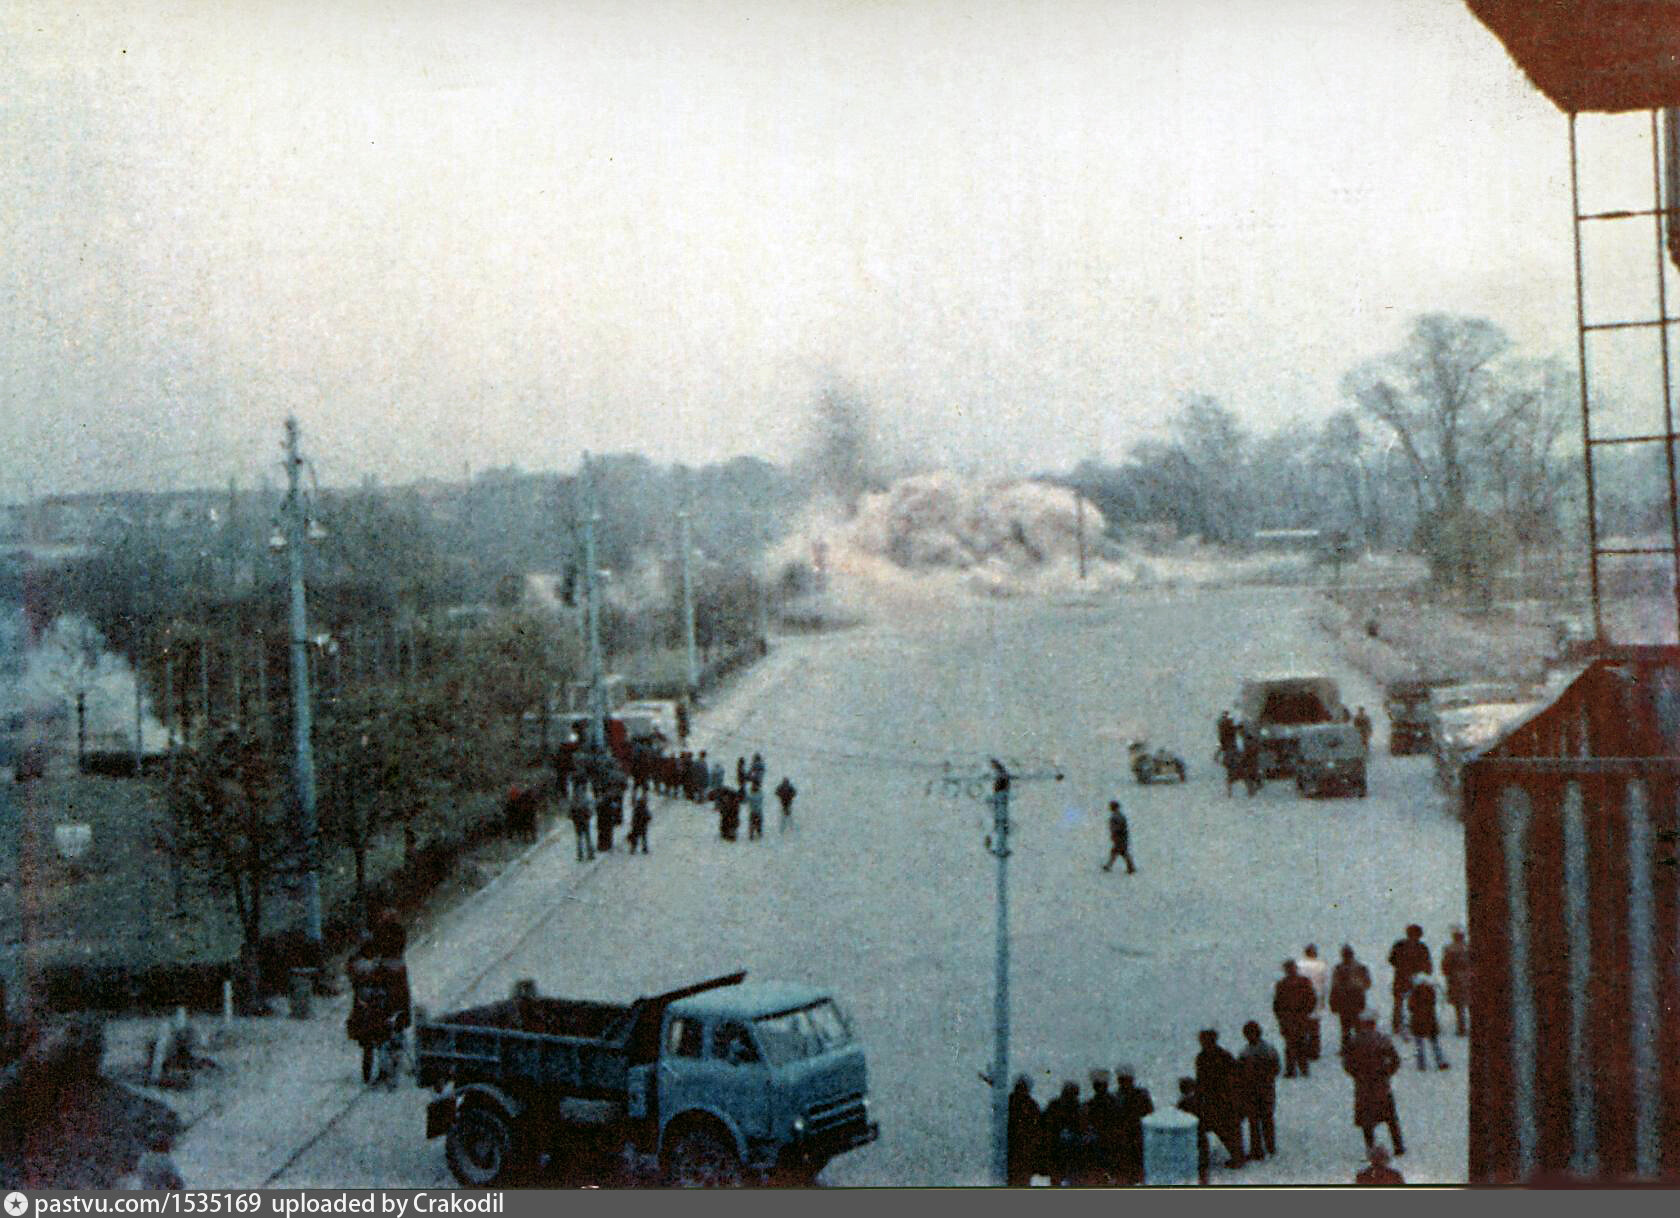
xmin=2 ymin=0 xmax=1670 ymax=502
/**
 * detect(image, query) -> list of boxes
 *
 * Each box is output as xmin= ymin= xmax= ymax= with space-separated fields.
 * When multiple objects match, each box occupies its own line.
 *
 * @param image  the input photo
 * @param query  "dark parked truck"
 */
xmin=1382 ymin=679 xmax=1433 ymax=755
xmin=1292 ymin=723 xmax=1367 ymax=798
xmin=416 ymin=972 xmax=878 ymax=1187
xmin=1238 ymin=674 xmax=1343 ymax=778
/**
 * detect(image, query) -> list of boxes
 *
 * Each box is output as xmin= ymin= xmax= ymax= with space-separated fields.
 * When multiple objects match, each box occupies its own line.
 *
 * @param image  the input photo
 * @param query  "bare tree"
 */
xmin=801 ymin=375 xmax=878 ymax=518
xmin=1341 ymin=313 xmax=1514 ymax=519
xmin=163 ymin=732 xmax=302 ymax=1001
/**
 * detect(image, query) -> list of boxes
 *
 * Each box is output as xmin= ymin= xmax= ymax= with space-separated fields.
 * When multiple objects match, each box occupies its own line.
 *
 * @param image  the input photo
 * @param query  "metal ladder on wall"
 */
xmin=1568 ymin=109 xmax=1680 ymax=646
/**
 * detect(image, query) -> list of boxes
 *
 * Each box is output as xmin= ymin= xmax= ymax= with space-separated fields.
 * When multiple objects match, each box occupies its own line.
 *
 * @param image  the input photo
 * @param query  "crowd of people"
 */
xmin=531 ymin=732 xmax=800 ymax=859
xmin=1005 ymin=925 xmax=1471 ymax=1187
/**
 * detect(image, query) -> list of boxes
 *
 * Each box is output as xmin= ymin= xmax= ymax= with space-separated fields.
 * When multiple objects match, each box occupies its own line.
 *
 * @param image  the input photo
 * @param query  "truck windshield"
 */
xmin=753 ymin=1000 xmax=853 ymax=1066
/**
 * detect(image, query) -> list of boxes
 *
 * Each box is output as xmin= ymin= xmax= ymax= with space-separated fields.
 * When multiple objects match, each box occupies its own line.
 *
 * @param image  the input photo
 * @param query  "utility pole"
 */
xmin=581 ymin=453 xmax=609 ymax=758
xmin=283 ymin=417 xmax=324 ymax=960
xmin=933 ymin=756 xmax=1062 ymax=1185
xmin=1075 ymin=492 xmax=1088 ymax=581
xmin=679 ymin=501 xmax=699 ymax=700
xmin=987 ymin=759 xmax=1012 ymax=1187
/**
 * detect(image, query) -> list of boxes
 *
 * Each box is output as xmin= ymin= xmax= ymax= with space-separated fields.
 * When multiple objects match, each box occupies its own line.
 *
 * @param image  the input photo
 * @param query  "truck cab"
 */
xmin=635 ymin=982 xmax=876 ymax=1184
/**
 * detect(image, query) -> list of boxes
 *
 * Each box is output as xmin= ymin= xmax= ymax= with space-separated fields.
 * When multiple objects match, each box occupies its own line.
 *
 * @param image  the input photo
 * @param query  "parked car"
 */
xmin=1293 ymin=722 xmax=1368 ymax=797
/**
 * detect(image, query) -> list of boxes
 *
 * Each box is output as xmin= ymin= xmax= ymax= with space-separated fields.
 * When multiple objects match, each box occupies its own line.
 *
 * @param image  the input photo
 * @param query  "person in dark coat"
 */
xmin=775 ymin=776 xmax=797 ymax=827
xmin=1344 ymin=1014 xmax=1405 ymax=1157
xmin=1175 ymin=1077 xmax=1210 ymax=1185
xmin=1237 ymin=1020 xmax=1281 ymax=1161
xmin=1193 ymin=1029 xmax=1245 ymax=1169
xmin=746 ymin=779 xmax=765 ymax=840
xmin=1237 ymin=724 xmax=1263 ymax=796
xmin=1441 ymin=926 xmax=1472 ymax=1036
xmin=1217 ymin=710 xmax=1237 ymax=760
xmin=596 ymin=780 xmax=621 ymax=853
xmin=1352 ymin=706 xmax=1374 ymax=747
xmin=1101 ymin=800 xmax=1136 ymax=874
xmin=1407 ymin=978 xmax=1448 ymax=1070
xmin=1113 ymin=1066 xmax=1153 ymax=1186
xmin=749 ymin=752 xmax=766 ymax=786
xmin=1081 ymin=1068 xmax=1124 ymax=1185
xmin=1330 ymin=945 xmax=1373 ymax=1054
xmin=503 ymin=783 xmax=540 ymax=844
xmin=736 ymin=755 xmax=748 ymax=790
xmin=714 ymin=784 xmax=742 ymax=842
xmin=1388 ymin=924 xmax=1433 ymax=1034
xmin=1272 ymin=959 xmax=1318 ymax=1078
xmin=627 ymin=791 xmax=652 ymax=854
xmin=345 ymin=910 xmax=411 ymax=1086
xmin=1006 ymin=1075 xmax=1043 ymax=1187
xmin=1041 ymin=1080 xmax=1085 ymax=1187
xmin=568 ymin=788 xmax=594 ymax=861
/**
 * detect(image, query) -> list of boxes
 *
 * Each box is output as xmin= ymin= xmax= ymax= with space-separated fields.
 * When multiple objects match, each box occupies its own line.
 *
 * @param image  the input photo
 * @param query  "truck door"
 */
xmin=656 ymin=1016 xmax=770 ymax=1143
xmin=705 ymin=1020 xmax=771 ymax=1139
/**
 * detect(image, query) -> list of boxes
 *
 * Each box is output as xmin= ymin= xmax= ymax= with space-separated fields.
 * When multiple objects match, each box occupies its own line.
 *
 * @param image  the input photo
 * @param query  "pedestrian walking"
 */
xmin=1441 ymin=926 xmax=1472 ymax=1037
xmin=746 ymin=780 xmax=765 ymax=840
xmin=736 ymin=755 xmax=748 ymax=790
xmin=596 ymin=781 xmax=621 ymax=853
xmin=1113 ymin=1066 xmax=1153 ymax=1186
xmin=715 ymin=784 xmax=742 ymax=842
xmin=775 ymin=776 xmax=797 ymax=828
xmin=1217 ymin=710 xmax=1237 ymax=761
xmin=1007 ymin=1075 xmax=1043 ymax=1188
xmin=1387 ymin=924 xmax=1433 ymax=1035
xmin=1041 ymin=1080 xmax=1086 ymax=1187
xmin=1238 ymin=724 xmax=1263 ymax=797
xmin=1344 ymin=1014 xmax=1405 ymax=1158
xmin=1237 ymin=1021 xmax=1281 ymax=1161
xmin=627 ymin=792 xmax=651 ymax=854
xmin=1193 ymin=1029 xmax=1246 ymax=1169
xmin=1330 ymin=945 xmax=1373 ymax=1054
xmin=1407 ymin=978 xmax=1449 ymax=1070
xmin=749 ymin=751 xmax=766 ymax=786
xmin=1355 ymin=1143 xmax=1405 ymax=1186
xmin=1353 ymin=706 xmax=1374 ymax=747
xmin=568 ymin=789 xmax=595 ymax=862
xmin=1272 ymin=959 xmax=1318 ymax=1078
xmin=1296 ymin=943 xmax=1328 ymax=1060
xmin=1101 ymin=800 xmax=1136 ymax=874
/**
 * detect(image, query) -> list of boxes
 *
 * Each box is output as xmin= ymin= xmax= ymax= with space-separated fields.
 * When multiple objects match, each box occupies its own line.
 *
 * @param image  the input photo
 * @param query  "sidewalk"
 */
xmin=164 ymin=637 xmax=814 ymax=1188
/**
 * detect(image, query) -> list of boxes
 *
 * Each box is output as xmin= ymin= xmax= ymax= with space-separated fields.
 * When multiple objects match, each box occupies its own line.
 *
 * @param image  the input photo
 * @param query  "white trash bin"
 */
xmin=1142 ymin=1108 xmax=1200 ymax=1185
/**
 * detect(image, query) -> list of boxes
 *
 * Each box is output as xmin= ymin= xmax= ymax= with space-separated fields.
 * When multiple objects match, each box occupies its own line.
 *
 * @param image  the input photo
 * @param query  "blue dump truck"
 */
xmin=417 ymin=972 xmax=877 ymax=1186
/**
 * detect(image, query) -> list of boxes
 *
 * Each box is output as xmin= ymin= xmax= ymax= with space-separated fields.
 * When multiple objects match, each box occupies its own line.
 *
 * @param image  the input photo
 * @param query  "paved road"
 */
xmin=179 ymin=583 xmax=1469 ymax=1187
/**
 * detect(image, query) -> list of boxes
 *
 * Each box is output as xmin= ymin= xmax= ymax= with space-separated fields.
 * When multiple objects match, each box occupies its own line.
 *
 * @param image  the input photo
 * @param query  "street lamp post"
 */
xmin=282 ymin=417 xmax=324 ymax=959
xmin=678 ymin=506 xmax=699 ymax=699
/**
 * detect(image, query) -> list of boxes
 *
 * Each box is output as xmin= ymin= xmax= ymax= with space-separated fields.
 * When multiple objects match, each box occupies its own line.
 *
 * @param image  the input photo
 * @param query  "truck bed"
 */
xmin=415 ymin=997 xmax=637 ymax=1099
xmin=441 ymin=996 xmax=632 ymax=1040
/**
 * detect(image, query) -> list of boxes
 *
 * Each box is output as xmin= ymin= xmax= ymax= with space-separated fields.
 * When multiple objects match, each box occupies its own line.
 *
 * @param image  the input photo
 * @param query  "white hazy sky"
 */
xmin=2 ymin=0 xmax=1672 ymax=501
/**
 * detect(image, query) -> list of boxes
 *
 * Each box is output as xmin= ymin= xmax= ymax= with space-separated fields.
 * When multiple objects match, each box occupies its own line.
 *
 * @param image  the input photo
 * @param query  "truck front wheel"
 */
xmin=446 ymin=1105 xmax=514 ymax=1187
xmin=665 ymin=1127 xmax=743 ymax=1188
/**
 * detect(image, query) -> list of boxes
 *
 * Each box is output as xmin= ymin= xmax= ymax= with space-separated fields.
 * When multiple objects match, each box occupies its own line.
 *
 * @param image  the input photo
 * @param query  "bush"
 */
xmin=38 ymin=961 xmax=234 ymax=1014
